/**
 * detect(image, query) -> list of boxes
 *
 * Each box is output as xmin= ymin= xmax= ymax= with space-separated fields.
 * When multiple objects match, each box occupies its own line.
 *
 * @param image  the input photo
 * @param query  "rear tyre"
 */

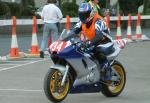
xmin=101 ymin=60 xmax=126 ymax=97
xmin=44 ymin=69 xmax=72 ymax=102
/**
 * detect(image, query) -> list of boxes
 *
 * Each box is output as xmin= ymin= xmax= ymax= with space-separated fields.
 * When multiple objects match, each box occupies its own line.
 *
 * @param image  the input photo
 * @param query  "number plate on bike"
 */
xmin=49 ymin=41 xmax=71 ymax=53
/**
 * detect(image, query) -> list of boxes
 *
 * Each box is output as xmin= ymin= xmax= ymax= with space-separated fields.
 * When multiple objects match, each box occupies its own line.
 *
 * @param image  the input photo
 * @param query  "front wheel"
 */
xmin=44 ymin=69 xmax=72 ymax=102
xmin=101 ymin=60 xmax=126 ymax=97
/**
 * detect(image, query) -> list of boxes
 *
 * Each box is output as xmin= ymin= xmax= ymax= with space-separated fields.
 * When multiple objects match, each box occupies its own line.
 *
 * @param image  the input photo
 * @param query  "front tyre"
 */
xmin=44 ymin=69 xmax=72 ymax=102
xmin=101 ymin=60 xmax=126 ymax=97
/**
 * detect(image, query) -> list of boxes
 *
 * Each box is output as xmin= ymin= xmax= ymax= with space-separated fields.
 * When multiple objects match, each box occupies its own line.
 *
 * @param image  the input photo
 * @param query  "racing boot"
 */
xmin=95 ymin=52 xmax=113 ymax=81
xmin=40 ymin=51 xmax=44 ymax=58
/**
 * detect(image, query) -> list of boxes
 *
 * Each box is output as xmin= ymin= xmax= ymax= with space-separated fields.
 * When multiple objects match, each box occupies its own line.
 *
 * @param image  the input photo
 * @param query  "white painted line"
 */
xmin=0 ymin=64 xmax=17 ymax=66
xmin=0 ymin=88 xmax=42 ymax=92
xmin=0 ymin=59 xmax=48 ymax=72
xmin=2 ymin=61 xmax=30 ymax=63
xmin=21 ymin=58 xmax=49 ymax=61
xmin=21 ymin=57 xmax=43 ymax=60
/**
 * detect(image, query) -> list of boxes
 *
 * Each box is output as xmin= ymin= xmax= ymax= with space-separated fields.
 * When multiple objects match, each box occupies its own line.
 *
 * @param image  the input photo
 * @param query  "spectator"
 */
xmin=40 ymin=0 xmax=63 ymax=58
xmin=85 ymin=0 xmax=104 ymax=17
xmin=104 ymin=9 xmax=110 ymax=17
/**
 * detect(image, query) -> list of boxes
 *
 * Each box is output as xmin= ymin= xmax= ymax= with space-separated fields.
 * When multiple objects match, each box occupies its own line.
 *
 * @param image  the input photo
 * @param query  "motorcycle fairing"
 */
xmin=69 ymin=82 xmax=101 ymax=93
xmin=58 ymin=46 xmax=84 ymax=58
xmin=49 ymin=37 xmax=127 ymax=94
xmin=50 ymin=40 xmax=84 ymax=58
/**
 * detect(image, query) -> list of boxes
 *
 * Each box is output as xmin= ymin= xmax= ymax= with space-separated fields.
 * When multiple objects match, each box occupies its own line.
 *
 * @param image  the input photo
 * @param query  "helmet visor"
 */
xmin=79 ymin=12 xmax=90 ymax=23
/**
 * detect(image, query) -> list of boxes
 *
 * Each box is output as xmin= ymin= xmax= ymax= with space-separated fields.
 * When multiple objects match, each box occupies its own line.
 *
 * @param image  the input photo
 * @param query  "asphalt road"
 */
xmin=0 ymin=41 xmax=150 ymax=103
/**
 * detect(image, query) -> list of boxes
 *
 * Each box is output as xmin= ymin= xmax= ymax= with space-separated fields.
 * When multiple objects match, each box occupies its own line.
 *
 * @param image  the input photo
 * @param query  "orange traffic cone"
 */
xmin=136 ymin=13 xmax=142 ymax=40
xmin=10 ymin=16 xmax=20 ymax=58
xmin=105 ymin=15 xmax=110 ymax=32
xmin=30 ymin=16 xmax=39 ymax=56
xmin=66 ymin=15 xmax=70 ymax=30
xmin=116 ymin=15 xmax=122 ymax=40
xmin=126 ymin=14 xmax=132 ymax=42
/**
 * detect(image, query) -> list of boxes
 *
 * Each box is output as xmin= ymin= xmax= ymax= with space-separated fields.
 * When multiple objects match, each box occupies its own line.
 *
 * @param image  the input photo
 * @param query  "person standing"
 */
xmin=40 ymin=0 xmax=63 ymax=58
xmin=85 ymin=0 xmax=104 ymax=17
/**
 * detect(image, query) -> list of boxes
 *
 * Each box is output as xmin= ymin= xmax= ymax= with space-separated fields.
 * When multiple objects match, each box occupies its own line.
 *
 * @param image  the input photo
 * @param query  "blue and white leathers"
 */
xmin=72 ymin=19 xmax=113 ymax=56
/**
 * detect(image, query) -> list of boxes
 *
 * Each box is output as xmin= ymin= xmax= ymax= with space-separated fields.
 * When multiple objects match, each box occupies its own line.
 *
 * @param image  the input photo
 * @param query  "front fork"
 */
xmin=61 ymin=65 xmax=69 ymax=86
xmin=110 ymin=60 xmax=120 ymax=81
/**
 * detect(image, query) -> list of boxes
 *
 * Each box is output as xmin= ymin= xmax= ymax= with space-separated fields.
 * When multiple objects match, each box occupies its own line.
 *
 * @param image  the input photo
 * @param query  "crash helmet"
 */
xmin=78 ymin=3 xmax=94 ymax=24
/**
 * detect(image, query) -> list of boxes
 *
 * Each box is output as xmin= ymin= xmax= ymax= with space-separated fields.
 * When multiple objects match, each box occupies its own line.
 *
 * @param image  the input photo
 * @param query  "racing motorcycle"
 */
xmin=44 ymin=29 xmax=127 ymax=102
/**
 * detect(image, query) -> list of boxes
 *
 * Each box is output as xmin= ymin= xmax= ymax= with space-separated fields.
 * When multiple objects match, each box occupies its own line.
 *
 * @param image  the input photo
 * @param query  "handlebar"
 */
xmin=72 ymin=40 xmax=94 ymax=53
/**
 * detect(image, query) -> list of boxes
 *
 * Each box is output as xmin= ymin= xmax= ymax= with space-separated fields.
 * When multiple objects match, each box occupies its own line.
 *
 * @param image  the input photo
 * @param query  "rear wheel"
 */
xmin=44 ymin=69 xmax=72 ymax=102
xmin=101 ymin=61 xmax=126 ymax=97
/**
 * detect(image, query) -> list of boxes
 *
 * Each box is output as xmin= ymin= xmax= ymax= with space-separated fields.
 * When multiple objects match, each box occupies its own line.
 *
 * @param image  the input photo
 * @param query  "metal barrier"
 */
xmin=0 ymin=15 xmax=150 ymax=60
xmin=0 ymin=15 xmax=150 ymax=26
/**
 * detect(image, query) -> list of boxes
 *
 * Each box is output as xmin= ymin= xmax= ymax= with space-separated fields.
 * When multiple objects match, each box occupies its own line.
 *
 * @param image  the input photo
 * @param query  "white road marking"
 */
xmin=21 ymin=57 xmax=45 ymax=60
xmin=21 ymin=56 xmax=49 ymax=59
xmin=0 ymin=64 xmax=18 ymax=66
xmin=1 ymin=61 xmax=31 ymax=63
xmin=0 ymin=59 xmax=48 ymax=72
xmin=0 ymin=88 xmax=42 ymax=92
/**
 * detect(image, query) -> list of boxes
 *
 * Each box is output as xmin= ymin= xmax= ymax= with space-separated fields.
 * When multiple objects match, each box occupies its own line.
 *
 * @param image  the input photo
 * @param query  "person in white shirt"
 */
xmin=40 ymin=0 xmax=63 ymax=58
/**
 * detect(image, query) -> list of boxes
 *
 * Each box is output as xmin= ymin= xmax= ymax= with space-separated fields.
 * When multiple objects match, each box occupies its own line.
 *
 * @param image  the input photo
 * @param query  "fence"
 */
xmin=0 ymin=14 xmax=150 ymax=60
xmin=0 ymin=15 xmax=150 ymax=26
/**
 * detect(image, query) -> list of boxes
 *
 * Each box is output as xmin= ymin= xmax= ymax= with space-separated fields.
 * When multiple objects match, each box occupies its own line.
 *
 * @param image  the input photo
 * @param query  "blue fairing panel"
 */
xmin=57 ymin=46 xmax=83 ymax=58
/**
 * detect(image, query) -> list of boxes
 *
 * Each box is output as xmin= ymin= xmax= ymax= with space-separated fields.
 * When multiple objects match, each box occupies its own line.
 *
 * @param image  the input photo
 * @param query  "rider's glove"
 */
xmin=80 ymin=41 xmax=92 ymax=51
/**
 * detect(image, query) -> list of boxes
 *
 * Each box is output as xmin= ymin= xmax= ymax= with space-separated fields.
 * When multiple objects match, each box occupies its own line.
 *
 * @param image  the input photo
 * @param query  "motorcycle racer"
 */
xmin=66 ymin=3 xmax=114 ymax=81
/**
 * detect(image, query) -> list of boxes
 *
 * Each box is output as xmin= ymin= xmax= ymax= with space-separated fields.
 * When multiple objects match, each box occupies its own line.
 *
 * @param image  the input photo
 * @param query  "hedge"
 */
xmin=61 ymin=2 xmax=79 ymax=17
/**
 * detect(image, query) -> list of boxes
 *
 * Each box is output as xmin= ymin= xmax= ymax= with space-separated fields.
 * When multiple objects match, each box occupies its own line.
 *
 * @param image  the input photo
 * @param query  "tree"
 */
xmin=61 ymin=2 xmax=78 ymax=17
xmin=21 ymin=0 xmax=28 ymax=7
xmin=143 ymin=0 xmax=150 ymax=15
xmin=21 ymin=0 xmax=35 ymax=7
xmin=21 ymin=0 xmax=35 ymax=17
xmin=72 ymin=0 xmax=76 ymax=4
xmin=119 ymin=0 xmax=144 ymax=15
xmin=99 ymin=0 xmax=106 ymax=8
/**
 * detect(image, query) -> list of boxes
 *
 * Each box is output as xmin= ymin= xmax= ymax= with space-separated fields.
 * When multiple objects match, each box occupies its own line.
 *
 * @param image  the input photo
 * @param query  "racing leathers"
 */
xmin=69 ymin=13 xmax=114 ymax=80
